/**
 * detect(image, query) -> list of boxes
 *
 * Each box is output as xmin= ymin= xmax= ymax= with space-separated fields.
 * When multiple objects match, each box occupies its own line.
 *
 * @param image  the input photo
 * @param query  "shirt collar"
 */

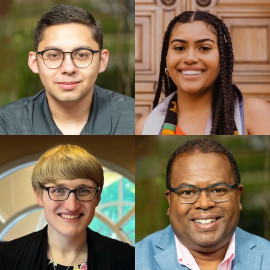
xmin=175 ymin=233 xmax=235 ymax=270
xmin=32 ymin=85 xmax=112 ymax=135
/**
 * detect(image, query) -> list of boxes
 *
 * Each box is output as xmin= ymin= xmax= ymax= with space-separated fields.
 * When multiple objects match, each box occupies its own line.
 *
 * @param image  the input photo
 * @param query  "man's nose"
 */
xmin=60 ymin=53 xmax=77 ymax=74
xmin=193 ymin=190 xmax=216 ymax=210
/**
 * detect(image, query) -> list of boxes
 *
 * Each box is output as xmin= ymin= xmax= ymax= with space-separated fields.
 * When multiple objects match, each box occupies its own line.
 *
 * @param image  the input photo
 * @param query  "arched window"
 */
xmin=0 ymin=156 xmax=135 ymax=245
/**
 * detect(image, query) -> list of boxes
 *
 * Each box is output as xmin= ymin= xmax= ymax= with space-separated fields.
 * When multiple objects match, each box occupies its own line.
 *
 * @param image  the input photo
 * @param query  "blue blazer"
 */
xmin=135 ymin=225 xmax=270 ymax=270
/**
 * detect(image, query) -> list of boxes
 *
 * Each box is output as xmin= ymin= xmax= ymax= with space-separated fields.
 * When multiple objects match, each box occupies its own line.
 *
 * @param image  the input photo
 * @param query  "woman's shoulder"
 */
xmin=135 ymin=115 xmax=148 ymax=135
xmin=244 ymin=97 xmax=270 ymax=135
xmin=0 ymin=228 xmax=47 ymax=267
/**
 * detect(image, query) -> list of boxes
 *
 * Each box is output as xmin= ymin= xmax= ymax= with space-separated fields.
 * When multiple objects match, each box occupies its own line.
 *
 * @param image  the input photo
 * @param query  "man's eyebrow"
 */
xmin=175 ymin=181 xmax=228 ymax=188
xmin=170 ymin=38 xmax=216 ymax=45
xmin=41 ymin=45 xmax=95 ymax=51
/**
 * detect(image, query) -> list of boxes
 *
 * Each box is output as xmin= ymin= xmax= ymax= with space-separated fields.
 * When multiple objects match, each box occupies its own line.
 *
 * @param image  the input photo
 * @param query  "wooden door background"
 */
xmin=135 ymin=0 xmax=270 ymax=121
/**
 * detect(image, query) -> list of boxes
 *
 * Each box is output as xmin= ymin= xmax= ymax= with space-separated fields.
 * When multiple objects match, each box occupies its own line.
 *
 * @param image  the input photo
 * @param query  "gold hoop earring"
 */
xmin=164 ymin=67 xmax=171 ymax=90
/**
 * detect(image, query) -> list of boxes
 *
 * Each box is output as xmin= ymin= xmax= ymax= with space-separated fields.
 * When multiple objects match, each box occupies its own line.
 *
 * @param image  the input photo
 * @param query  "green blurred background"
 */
xmin=0 ymin=0 xmax=134 ymax=106
xmin=135 ymin=135 xmax=270 ymax=243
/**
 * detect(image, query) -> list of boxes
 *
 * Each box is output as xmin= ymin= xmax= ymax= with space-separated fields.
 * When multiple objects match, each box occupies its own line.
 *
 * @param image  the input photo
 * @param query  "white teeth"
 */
xmin=194 ymin=219 xmax=216 ymax=224
xmin=61 ymin=214 xmax=80 ymax=219
xmin=182 ymin=70 xmax=202 ymax=75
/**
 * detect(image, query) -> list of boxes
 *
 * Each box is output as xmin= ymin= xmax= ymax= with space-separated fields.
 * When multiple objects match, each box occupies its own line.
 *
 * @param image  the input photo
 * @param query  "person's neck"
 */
xmin=189 ymin=244 xmax=229 ymax=270
xmin=176 ymin=89 xmax=213 ymax=134
xmin=47 ymin=92 xmax=93 ymax=135
xmin=177 ymin=88 xmax=213 ymax=114
xmin=47 ymin=226 xmax=87 ymax=266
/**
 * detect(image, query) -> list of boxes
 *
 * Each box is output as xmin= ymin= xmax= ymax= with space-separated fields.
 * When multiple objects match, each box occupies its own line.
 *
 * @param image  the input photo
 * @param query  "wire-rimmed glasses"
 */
xmin=40 ymin=184 xmax=99 ymax=202
xmin=37 ymin=48 xmax=100 ymax=69
xmin=168 ymin=183 xmax=239 ymax=204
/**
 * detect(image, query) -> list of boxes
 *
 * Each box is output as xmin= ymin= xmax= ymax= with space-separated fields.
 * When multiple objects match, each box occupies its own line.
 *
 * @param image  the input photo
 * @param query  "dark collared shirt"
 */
xmin=0 ymin=85 xmax=134 ymax=135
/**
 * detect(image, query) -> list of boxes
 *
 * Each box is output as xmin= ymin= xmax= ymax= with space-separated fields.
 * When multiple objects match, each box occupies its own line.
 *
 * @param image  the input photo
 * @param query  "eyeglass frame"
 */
xmin=39 ymin=183 xmax=100 ymax=202
xmin=167 ymin=183 xmax=239 ymax=204
xmin=36 ymin=48 xmax=101 ymax=69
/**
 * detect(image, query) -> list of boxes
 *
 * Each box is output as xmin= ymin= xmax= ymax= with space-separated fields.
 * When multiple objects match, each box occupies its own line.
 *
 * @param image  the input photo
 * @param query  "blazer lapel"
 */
xmin=233 ymin=227 xmax=262 ymax=270
xmin=153 ymin=226 xmax=187 ymax=270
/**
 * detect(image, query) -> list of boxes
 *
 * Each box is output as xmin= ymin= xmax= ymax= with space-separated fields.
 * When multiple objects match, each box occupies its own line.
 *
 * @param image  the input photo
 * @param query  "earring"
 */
xmin=164 ymin=67 xmax=171 ymax=90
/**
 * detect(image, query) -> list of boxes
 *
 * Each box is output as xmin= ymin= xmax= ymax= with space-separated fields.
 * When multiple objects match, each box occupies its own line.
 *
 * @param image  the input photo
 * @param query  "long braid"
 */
xmin=211 ymin=22 xmax=235 ymax=134
xmin=153 ymin=11 xmax=237 ymax=134
xmin=153 ymin=13 xmax=190 ymax=108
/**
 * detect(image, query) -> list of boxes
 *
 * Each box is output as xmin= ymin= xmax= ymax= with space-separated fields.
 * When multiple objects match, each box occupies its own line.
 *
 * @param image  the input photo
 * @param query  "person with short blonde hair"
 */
xmin=32 ymin=144 xmax=104 ymax=197
xmin=0 ymin=144 xmax=134 ymax=270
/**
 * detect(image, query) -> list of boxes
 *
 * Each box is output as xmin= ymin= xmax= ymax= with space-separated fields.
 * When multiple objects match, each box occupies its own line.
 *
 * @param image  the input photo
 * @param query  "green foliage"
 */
xmin=135 ymin=136 xmax=270 ymax=242
xmin=0 ymin=0 xmax=134 ymax=107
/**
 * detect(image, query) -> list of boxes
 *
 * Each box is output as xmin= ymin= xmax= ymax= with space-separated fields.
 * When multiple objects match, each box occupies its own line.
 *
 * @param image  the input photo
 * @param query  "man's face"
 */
xmin=28 ymin=23 xmax=108 ymax=105
xmin=35 ymin=178 xmax=100 ymax=239
xmin=166 ymin=152 xmax=243 ymax=253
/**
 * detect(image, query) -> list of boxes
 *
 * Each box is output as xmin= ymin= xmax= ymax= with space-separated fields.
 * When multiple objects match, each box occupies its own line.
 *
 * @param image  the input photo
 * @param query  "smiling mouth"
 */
xmin=194 ymin=218 xmax=217 ymax=224
xmin=181 ymin=70 xmax=203 ymax=75
xmin=59 ymin=214 xmax=82 ymax=219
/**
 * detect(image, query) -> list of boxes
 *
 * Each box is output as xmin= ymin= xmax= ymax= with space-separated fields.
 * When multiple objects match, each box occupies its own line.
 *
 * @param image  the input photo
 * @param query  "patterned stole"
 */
xmin=161 ymin=93 xmax=178 ymax=135
xmin=160 ymin=92 xmax=239 ymax=135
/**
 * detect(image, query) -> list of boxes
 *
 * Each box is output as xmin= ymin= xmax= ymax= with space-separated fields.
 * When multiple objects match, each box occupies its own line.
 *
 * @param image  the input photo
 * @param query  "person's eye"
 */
xmin=199 ymin=46 xmax=211 ymax=52
xmin=212 ymin=187 xmax=227 ymax=194
xmin=174 ymin=46 xmax=185 ymax=52
xmin=51 ymin=187 xmax=66 ymax=194
xmin=78 ymin=188 xmax=91 ymax=195
xmin=179 ymin=189 xmax=195 ymax=196
xmin=74 ymin=50 xmax=90 ymax=59
xmin=47 ymin=51 xmax=61 ymax=59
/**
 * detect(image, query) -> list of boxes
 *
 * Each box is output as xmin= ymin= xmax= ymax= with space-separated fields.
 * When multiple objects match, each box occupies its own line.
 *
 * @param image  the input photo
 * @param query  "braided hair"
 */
xmin=153 ymin=11 xmax=235 ymax=135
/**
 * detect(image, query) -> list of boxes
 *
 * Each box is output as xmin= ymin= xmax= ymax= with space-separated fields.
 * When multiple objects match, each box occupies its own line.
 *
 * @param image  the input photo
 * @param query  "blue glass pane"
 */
xmin=123 ymin=178 xmax=135 ymax=202
xmin=123 ymin=214 xmax=135 ymax=245
xmin=90 ymin=175 xmax=134 ymax=244
xmin=99 ymin=180 xmax=118 ymax=204
xmin=89 ymin=216 xmax=119 ymax=240
xmin=123 ymin=205 xmax=133 ymax=216
xmin=100 ymin=205 xmax=118 ymax=222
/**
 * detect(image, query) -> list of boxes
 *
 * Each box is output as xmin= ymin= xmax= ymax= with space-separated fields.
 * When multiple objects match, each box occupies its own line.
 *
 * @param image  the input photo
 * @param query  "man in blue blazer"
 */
xmin=136 ymin=138 xmax=270 ymax=269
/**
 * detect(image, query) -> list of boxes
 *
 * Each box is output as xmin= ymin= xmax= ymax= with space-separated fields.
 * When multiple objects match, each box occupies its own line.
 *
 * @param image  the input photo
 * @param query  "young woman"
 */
xmin=0 ymin=144 xmax=134 ymax=270
xmin=136 ymin=11 xmax=270 ymax=135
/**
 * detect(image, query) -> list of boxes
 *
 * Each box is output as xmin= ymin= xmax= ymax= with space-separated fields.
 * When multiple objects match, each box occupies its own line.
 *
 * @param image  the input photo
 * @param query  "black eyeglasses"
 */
xmin=40 ymin=184 xmax=99 ymax=202
xmin=37 ymin=48 xmax=100 ymax=69
xmin=168 ymin=183 xmax=239 ymax=204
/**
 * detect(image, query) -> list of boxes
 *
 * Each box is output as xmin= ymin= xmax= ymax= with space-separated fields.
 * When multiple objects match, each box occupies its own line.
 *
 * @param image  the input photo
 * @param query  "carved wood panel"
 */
xmin=135 ymin=0 xmax=270 ymax=120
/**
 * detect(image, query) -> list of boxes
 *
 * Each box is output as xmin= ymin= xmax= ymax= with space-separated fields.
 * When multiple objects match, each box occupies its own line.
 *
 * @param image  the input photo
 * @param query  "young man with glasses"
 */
xmin=136 ymin=137 xmax=270 ymax=270
xmin=0 ymin=144 xmax=134 ymax=269
xmin=0 ymin=5 xmax=134 ymax=135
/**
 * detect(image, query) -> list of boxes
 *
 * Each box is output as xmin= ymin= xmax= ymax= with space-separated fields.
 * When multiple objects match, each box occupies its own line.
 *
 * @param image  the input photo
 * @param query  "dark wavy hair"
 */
xmin=34 ymin=4 xmax=103 ymax=50
xmin=153 ymin=11 xmax=235 ymax=135
xmin=166 ymin=137 xmax=240 ymax=188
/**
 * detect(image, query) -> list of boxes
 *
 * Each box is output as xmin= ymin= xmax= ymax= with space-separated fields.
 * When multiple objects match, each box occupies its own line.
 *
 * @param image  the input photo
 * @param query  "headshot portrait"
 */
xmin=0 ymin=2 xmax=135 ymax=135
xmin=135 ymin=136 xmax=270 ymax=269
xmin=135 ymin=0 xmax=270 ymax=135
xmin=0 ymin=136 xmax=135 ymax=269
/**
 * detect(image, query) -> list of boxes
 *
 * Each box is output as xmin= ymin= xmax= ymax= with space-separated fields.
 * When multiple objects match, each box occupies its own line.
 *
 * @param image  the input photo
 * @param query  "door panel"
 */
xmin=135 ymin=0 xmax=270 ymax=120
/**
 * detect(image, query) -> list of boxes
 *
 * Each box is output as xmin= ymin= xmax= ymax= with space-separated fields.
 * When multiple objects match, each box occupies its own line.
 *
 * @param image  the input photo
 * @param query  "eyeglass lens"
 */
xmin=48 ymin=186 xmax=97 ymax=201
xmin=42 ymin=49 xmax=94 ymax=68
xmin=176 ymin=185 xmax=231 ymax=203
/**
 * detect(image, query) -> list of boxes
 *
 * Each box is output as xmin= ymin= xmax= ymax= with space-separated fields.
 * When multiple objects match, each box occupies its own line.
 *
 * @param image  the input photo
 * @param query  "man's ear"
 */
xmin=165 ymin=190 xmax=171 ymax=215
xmin=238 ymin=184 xmax=244 ymax=211
xmin=28 ymin=51 xmax=39 ymax=74
xmin=98 ymin=49 xmax=109 ymax=73
xmin=34 ymin=190 xmax=44 ymax=207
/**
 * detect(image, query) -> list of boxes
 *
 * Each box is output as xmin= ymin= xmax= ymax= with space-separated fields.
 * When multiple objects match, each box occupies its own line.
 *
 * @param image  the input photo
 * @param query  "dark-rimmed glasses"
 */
xmin=37 ymin=48 xmax=100 ymax=69
xmin=168 ymin=183 xmax=239 ymax=204
xmin=40 ymin=184 xmax=99 ymax=202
